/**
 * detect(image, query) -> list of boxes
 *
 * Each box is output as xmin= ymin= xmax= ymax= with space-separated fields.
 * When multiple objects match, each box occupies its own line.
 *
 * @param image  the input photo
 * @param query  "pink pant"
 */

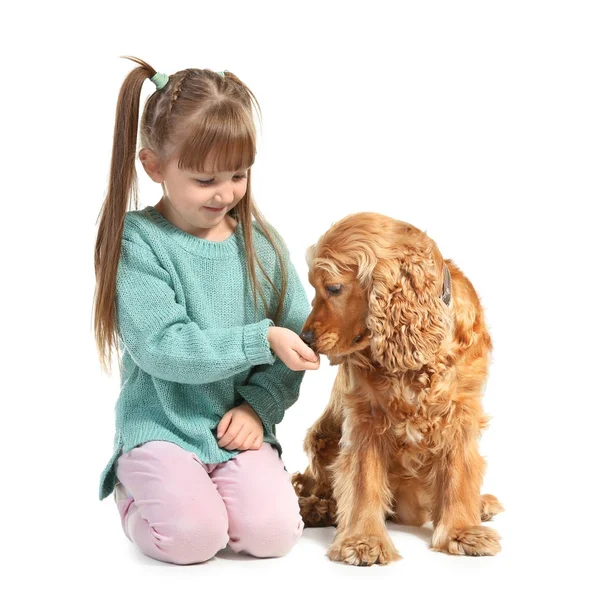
xmin=114 ymin=441 xmax=303 ymax=564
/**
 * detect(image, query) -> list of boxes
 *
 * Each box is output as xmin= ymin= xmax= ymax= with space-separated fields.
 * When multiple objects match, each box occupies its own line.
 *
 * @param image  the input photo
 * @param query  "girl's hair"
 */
xmin=94 ymin=56 xmax=288 ymax=374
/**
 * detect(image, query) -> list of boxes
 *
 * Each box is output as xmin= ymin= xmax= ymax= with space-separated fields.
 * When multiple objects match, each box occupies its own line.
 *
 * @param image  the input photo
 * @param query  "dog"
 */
xmin=292 ymin=212 xmax=503 ymax=565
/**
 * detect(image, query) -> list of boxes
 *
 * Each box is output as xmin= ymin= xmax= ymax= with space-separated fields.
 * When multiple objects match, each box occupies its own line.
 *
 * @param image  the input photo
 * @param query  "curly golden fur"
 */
xmin=292 ymin=213 xmax=503 ymax=566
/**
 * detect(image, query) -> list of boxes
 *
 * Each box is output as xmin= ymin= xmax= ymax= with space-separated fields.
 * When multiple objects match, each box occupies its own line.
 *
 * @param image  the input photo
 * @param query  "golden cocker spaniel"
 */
xmin=292 ymin=212 xmax=503 ymax=566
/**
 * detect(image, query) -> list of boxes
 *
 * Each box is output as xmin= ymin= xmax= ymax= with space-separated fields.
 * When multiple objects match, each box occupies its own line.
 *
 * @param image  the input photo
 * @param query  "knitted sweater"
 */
xmin=98 ymin=206 xmax=310 ymax=500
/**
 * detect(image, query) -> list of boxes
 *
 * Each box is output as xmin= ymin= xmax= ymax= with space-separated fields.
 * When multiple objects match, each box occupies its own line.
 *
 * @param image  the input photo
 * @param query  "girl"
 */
xmin=94 ymin=56 xmax=319 ymax=565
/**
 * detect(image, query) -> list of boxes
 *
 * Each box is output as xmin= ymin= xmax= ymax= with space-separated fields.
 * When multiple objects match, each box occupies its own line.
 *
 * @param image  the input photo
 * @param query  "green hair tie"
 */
xmin=217 ymin=71 xmax=226 ymax=78
xmin=150 ymin=72 xmax=169 ymax=90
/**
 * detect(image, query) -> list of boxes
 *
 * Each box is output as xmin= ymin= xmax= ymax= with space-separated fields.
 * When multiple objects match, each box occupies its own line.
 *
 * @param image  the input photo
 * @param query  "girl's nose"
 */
xmin=216 ymin=181 xmax=236 ymax=205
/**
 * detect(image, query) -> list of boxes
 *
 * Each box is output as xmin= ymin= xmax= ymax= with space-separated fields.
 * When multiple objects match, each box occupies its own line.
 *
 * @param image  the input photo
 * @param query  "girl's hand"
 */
xmin=267 ymin=326 xmax=320 ymax=371
xmin=217 ymin=402 xmax=264 ymax=451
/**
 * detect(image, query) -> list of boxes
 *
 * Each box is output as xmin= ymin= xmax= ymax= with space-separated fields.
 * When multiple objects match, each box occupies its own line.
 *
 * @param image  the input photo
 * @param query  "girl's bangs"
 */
xmin=177 ymin=103 xmax=256 ymax=173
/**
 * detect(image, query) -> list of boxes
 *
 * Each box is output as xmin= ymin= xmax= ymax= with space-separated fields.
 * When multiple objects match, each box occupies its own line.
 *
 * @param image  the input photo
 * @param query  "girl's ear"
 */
xmin=139 ymin=148 xmax=165 ymax=183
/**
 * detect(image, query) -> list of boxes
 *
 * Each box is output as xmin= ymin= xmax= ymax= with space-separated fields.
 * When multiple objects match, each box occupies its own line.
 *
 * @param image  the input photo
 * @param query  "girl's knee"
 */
xmin=231 ymin=512 xmax=303 ymax=558
xmin=162 ymin=514 xmax=229 ymax=564
xmin=145 ymin=498 xmax=229 ymax=565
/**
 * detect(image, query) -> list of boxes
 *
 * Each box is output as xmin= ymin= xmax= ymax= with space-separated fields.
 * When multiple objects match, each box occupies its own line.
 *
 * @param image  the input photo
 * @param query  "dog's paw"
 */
xmin=298 ymin=494 xmax=337 ymax=527
xmin=328 ymin=533 xmax=401 ymax=566
xmin=480 ymin=494 xmax=504 ymax=521
xmin=432 ymin=525 xmax=501 ymax=556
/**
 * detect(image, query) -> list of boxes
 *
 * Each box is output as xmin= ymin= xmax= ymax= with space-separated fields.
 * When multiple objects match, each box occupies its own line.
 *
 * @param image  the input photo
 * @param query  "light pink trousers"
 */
xmin=114 ymin=441 xmax=303 ymax=564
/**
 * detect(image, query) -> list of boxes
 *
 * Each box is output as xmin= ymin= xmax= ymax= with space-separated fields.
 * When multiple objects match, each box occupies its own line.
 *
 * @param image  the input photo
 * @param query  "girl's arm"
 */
xmin=116 ymin=236 xmax=275 ymax=384
xmin=236 ymin=255 xmax=311 ymax=432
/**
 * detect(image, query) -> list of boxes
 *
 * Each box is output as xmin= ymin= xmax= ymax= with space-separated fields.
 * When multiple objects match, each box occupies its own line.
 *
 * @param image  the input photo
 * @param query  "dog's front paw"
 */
xmin=432 ymin=525 xmax=501 ymax=556
xmin=328 ymin=533 xmax=401 ymax=566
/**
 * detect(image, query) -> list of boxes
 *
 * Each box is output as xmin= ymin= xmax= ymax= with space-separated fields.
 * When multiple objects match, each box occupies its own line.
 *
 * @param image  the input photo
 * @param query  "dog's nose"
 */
xmin=300 ymin=330 xmax=315 ymax=346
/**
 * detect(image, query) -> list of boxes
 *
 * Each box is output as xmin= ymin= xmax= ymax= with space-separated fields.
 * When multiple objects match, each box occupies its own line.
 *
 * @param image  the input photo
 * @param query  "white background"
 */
xmin=3 ymin=1 xmax=594 ymax=598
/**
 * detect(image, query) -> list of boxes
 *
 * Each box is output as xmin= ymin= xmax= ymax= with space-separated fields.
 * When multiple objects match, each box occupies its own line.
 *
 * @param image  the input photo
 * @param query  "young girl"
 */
xmin=94 ymin=56 xmax=319 ymax=565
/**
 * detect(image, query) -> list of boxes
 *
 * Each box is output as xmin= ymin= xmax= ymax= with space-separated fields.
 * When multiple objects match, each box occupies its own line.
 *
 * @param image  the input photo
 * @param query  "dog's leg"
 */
xmin=328 ymin=429 xmax=401 ymax=566
xmin=291 ymin=377 xmax=343 ymax=527
xmin=291 ymin=429 xmax=339 ymax=527
xmin=431 ymin=430 xmax=501 ymax=556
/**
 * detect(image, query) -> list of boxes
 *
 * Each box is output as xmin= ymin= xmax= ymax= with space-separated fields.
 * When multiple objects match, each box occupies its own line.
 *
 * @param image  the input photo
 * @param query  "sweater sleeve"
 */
xmin=116 ymin=235 xmax=275 ymax=385
xmin=236 ymin=251 xmax=311 ymax=431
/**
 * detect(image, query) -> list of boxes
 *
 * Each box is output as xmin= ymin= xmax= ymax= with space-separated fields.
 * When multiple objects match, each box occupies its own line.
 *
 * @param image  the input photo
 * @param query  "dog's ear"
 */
xmin=367 ymin=254 xmax=449 ymax=371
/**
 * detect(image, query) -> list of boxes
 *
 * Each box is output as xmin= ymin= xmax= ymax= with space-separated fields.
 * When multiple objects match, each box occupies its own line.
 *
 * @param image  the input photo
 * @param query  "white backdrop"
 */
xmin=3 ymin=1 xmax=594 ymax=598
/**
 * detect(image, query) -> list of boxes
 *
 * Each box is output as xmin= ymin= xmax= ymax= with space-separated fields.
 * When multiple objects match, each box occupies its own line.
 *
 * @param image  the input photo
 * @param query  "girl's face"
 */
xmin=147 ymin=151 xmax=250 ymax=241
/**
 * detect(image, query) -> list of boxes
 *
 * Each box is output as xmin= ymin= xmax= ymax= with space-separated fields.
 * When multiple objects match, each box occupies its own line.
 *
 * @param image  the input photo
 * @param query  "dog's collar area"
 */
xmin=441 ymin=265 xmax=452 ymax=306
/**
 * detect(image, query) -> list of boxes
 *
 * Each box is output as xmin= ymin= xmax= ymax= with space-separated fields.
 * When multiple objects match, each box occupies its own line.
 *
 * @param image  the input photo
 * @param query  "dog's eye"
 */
xmin=326 ymin=284 xmax=343 ymax=296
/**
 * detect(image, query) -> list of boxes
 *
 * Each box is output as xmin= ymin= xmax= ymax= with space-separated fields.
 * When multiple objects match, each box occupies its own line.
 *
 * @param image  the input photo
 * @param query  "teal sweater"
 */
xmin=99 ymin=206 xmax=310 ymax=500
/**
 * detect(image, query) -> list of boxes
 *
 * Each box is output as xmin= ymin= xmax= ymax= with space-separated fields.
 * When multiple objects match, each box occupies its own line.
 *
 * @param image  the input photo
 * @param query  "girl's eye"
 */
xmin=195 ymin=174 xmax=248 ymax=186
